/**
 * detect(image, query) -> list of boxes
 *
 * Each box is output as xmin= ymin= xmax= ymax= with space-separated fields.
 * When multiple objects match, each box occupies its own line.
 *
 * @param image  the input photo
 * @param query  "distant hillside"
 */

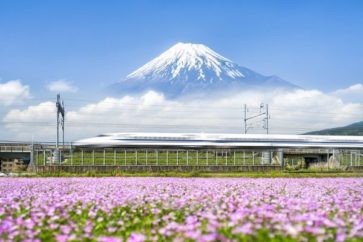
xmin=305 ymin=121 xmax=363 ymax=135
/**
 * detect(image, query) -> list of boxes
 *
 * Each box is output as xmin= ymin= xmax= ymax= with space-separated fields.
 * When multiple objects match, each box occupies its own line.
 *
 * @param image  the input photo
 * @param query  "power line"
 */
xmin=3 ymin=101 xmax=363 ymax=117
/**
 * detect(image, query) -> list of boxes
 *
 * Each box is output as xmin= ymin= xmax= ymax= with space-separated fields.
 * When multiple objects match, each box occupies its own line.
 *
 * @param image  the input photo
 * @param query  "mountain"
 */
xmin=113 ymin=42 xmax=298 ymax=97
xmin=305 ymin=121 xmax=363 ymax=135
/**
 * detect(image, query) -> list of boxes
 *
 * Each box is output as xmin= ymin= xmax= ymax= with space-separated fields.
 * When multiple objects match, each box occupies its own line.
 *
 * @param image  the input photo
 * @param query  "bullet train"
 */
xmin=74 ymin=132 xmax=363 ymax=149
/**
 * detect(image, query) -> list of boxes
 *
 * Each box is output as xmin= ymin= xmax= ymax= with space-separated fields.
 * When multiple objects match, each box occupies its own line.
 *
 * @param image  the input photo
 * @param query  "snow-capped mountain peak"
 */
xmin=115 ymin=42 xmax=297 ymax=97
xmin=126 ymin=42 xmax=245 ymax=82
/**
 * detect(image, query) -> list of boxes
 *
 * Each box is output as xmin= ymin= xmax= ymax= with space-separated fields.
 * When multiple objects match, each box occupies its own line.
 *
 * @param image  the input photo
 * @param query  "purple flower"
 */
xmin=128 ymin=233 xmax=146 ymax=242
xmin=98 ymin=236 xmax=122 ymax=242
xmin=0 ymin=177 xmax=362 ymax=241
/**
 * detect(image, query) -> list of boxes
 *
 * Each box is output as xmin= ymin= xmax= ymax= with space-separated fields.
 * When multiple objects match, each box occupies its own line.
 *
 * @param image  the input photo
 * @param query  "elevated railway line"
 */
xmin=1 ymin=133 xmax=363 ymax=173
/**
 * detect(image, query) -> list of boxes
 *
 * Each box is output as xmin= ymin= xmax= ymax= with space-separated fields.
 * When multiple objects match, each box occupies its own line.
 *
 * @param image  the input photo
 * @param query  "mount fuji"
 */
xmin=113 ymin=42 xmax=299 ymax=97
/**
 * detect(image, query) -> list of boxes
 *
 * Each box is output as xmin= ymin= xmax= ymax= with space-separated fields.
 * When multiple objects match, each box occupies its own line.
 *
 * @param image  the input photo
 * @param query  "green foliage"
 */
xmin=305 ymin=121 xmax=363 ymax=136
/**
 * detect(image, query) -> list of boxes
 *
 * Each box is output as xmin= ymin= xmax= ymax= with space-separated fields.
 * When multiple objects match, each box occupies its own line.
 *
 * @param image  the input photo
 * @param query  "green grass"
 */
xmin=30 ymin=149 xmax=362 ymax=178
xmin=34 ymin=149 xmax=358 ymax=167
xmin=34 ymin=150 xmax=270 ymax=166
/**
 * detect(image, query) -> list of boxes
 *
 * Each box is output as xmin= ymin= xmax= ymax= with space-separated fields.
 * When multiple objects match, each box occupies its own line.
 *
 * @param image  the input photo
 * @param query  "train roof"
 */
xmin=74 ymin=132 xmax=363 ymax=149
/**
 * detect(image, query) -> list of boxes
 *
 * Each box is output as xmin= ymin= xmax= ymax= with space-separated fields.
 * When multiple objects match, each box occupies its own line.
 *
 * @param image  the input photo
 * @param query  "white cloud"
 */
xmin=4 ymin=101 xmax=56 ymax=122
xmin=3 ymin=102 xmax=56 ymax=140
xmin=332 ymin=83 xmax=363 ymax=103
xmin=0 ymin=80 xmax=30 ymax=106
xmin=3 ymin=88 xmax=363 ymax=141
xmin=334 ymin=84 xmax=363 ymax=95
xmin=47 ymin=80 xmax=78 ymax=93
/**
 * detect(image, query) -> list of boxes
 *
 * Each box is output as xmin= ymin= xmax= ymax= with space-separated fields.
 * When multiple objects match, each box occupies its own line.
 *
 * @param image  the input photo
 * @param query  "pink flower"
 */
xmin=56 ymin=235 xmax=69 ymax=242
xmin=98 ymin=236 xmax=122 ymax=242
xmin=128 ymin=233 xmax=146 ymax=242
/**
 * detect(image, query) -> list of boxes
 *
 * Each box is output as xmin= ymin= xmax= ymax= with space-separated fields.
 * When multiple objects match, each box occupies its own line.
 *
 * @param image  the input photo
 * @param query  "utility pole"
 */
xmin=266 ymin=104 xmax=269 ymax=134
xmin=56 ymin=96 xmax=59 ymax=149
xmin=56 ymin=94 xmax=65 ymax=163
xmin=62 ymin=100 xmax=65 ymax=148
xmin=244 ymin=104 xmax=247 ymax=134
xmin=243 ymin=103 xmax=270 ymax=134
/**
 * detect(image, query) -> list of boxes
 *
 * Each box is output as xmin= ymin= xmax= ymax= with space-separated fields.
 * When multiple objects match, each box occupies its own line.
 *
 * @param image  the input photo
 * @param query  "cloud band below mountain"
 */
xmin=3 ymin=86 xmax=363 ymax=141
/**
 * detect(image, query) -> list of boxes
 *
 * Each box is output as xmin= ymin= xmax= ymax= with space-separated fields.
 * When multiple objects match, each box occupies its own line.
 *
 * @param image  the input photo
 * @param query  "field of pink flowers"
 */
xmin=0 ymin=178 xmax=363 ymax=241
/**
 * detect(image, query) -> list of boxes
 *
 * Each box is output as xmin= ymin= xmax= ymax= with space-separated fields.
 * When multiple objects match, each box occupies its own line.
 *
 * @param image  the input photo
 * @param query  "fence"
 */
xmin=34 ymin=148 xmax=280 ymax=166
xmin=2 ymin=142 xmax=363 ymax=173
xmin=33 ymin=147 xmax=363 ymax=167
xmin=0 ymin=145 xmax=31 ymax=153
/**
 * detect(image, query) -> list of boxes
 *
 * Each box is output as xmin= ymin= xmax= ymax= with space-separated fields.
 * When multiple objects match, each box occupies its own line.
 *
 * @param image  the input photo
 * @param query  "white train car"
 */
xmin=74 ymin=132 xmax=363 ymax=149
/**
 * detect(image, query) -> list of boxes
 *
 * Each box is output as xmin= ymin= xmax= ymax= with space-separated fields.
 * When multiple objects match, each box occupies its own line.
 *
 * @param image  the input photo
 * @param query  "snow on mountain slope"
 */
xmin=126 ymin=42 xmax=245 ymax=82
xmin=115 ymin=42 xmax=298 ymax=97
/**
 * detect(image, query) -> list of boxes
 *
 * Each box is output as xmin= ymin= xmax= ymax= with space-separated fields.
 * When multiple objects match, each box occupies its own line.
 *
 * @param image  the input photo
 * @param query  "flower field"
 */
xmin=0 ymin=178 xmax=363 ymax=241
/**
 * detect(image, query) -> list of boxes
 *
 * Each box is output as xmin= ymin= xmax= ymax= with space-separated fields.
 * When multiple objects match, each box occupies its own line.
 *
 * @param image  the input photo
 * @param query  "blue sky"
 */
xmin=1 ymin=0 xmax=363 ymax=93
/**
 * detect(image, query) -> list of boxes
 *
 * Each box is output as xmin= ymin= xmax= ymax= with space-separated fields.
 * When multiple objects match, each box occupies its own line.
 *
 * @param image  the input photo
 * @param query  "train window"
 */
xmin=226 ymin=138 xmax=239 ymax=141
